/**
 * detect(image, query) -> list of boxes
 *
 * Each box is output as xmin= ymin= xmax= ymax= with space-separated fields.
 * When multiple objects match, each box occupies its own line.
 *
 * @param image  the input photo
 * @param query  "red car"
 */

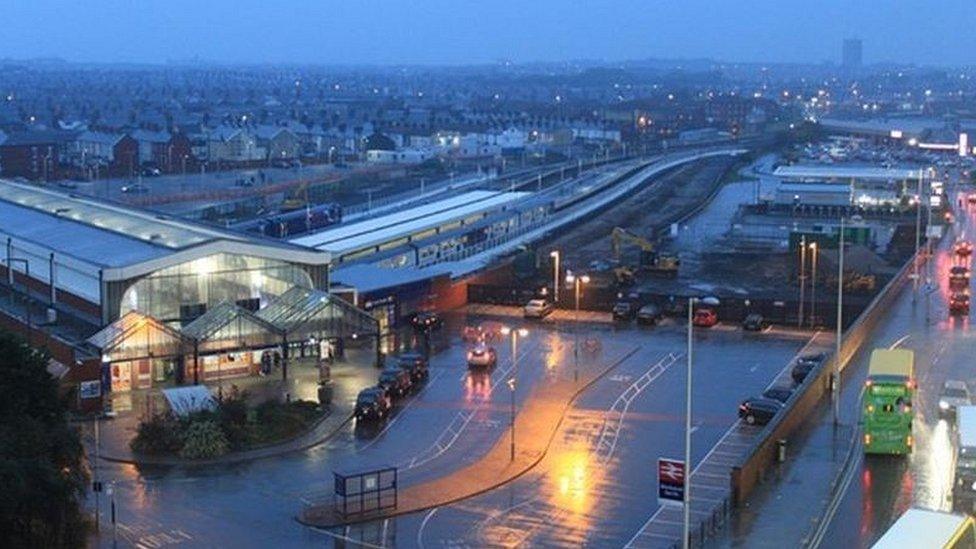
xmin=955 ymin=241 xmax=973 ymax=258
xmin=693 ymin=308 xmax=718 ymax=328
xmin=950 ymin=292 xmax=971 ymax=316
xmin=950 ymin=266 xmax=971 ymax=291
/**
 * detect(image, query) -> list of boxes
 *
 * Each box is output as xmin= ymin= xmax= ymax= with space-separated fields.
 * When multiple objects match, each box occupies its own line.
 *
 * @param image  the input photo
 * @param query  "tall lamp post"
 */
xmin=500 ymin=326 xmax=528 ymax=462
xmin=798 ymin=235 xmax=807 ymax=327
xmin=684 ymin=297 xmax=696 ymax=549
xmin=834 ymin=218 xmax=845 ymax=425
xmin=549 ymin=250 xmax=560 ymax=305
xmin=809 ymin=241 xmax=819 ymax=327
xmin=566 ymin=272 xmax=590 ymax=383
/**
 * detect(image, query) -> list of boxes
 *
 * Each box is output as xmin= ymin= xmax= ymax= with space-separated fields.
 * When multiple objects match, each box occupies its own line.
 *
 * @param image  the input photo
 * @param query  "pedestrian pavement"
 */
xmin=298 ymin=345 xmax=642 ymax=528
xmin=87 ymin=351 xmax=378 ymax=467
xmin=626 ymin=330 xmax=835 ymax=549
xmin=464 ymin=303 xmax=614 ymax=323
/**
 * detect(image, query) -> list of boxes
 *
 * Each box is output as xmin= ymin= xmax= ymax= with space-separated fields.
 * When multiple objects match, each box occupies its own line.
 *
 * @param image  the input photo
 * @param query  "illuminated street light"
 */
xmin=566 ymin=272 xmax=590 ymax=383
xmin=809 ymin=241 xmax=818 ymax=327
xmin=549 ymin=250 xmax=560 ymax=304
xmin=500 ymin=326 xmax=528 ymax=461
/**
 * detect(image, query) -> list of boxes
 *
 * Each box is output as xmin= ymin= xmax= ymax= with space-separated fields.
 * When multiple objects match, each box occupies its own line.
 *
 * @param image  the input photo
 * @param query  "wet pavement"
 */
xmin=85 ymin=305 xmax=815 ymax=548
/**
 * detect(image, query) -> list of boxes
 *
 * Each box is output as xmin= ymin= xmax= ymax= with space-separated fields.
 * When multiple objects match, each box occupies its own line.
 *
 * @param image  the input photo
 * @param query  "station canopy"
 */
xmin=256 ymin=286 xmax=379 ymax=342
xmin=87 ymin=311 xmax=188 ymax=363
xmin=87 ymin=290 xmax=377 ymax=363
xmin=182 ymin=302 xmax=284 ymax=355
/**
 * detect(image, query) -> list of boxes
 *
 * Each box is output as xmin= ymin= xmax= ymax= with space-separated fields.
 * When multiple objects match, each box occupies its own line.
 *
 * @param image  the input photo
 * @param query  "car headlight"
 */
xmin=940 ymin=400 xmax=950 ymax=410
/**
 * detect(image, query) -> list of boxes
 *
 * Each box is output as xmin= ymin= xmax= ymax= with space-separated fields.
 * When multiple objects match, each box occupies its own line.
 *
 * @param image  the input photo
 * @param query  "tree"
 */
xmin=0 ymin=330 xmax=88 ymax=546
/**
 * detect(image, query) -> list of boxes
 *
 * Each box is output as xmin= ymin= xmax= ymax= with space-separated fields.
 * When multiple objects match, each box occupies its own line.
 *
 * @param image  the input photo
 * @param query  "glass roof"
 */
xmin=87 ymin=311 xmax=188 ymax=361
xmin=257 ymin=286 xmax=378 ymax=340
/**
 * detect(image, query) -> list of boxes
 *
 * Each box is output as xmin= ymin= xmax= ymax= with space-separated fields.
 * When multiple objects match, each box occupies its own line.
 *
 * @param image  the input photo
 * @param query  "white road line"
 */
xmin=625 ymin=330 xmax=826 ymax=548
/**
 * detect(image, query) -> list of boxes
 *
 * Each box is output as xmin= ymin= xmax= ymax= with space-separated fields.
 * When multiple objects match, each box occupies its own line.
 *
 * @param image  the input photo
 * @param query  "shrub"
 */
xmin=130 ymin=413 xmax=183 ymax=455
xmin=179 ymin=419 xmax=228 ymax=459
xmin=217 ymin=393 xmax=251 ymax=450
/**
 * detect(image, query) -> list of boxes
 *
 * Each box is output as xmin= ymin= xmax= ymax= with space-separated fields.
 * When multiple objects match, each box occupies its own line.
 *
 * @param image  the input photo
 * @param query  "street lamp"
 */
xmin=566 ymin=272 xmax=590 ymax=383
xmin=808 ymin=241 xmax=818 ymax=328
xmin=834 ymin=218 xmax=845 ymax=425
xmin=798 ymin=235 xmax=807 ymax=327
xmin=549 ymin=250 xmax=560 ymax=304
xmin=500 ymin=326 xmax=528 ymax=461
xmin=684 ymin=296 xmax=696 ymax=549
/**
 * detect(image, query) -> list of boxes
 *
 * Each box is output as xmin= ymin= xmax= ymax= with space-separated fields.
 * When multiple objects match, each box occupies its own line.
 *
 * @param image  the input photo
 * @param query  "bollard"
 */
xmin=777 ymin=438 xmax=787 ymax=462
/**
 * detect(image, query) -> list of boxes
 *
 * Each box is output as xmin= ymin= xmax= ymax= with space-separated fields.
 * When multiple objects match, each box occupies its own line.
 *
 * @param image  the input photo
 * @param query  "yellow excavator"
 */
xmin=611 ymin=227 xmax=680 ymax=277
xmin=281 ymin=179 xmax=310 ymax=212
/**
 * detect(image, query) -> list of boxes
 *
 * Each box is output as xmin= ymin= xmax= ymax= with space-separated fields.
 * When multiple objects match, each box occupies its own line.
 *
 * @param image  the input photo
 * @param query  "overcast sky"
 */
xmin=1 ymin=0 xmax=973 ymax=66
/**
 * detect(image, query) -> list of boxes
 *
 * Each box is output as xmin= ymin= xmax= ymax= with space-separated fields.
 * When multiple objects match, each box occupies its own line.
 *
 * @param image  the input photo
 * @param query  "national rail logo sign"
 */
xmin=658 ymin=457 xmax=686 ymax=505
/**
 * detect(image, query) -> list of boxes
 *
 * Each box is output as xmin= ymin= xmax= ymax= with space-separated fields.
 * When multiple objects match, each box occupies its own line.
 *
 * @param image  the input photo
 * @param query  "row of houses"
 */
xmin=0 ymin=124 xmax=310 ymax=180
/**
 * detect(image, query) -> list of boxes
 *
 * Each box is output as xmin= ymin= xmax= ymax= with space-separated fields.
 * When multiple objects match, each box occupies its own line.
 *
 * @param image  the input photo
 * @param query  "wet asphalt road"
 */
xmin=816 ymin=188 xmax=974 ymax=548
xmin=89 ymin=309 xmax=811 ymax=548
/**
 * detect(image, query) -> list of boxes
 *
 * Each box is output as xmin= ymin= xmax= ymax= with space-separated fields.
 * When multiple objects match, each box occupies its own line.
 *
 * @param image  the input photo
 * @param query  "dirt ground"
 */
xmin=547 ymin=157 xmax=735 ymax=271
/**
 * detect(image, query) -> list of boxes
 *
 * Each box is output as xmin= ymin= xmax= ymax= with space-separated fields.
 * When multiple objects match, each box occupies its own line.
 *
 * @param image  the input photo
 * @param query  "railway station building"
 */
xmin=0 ymin=179 xmax=378 ymax=403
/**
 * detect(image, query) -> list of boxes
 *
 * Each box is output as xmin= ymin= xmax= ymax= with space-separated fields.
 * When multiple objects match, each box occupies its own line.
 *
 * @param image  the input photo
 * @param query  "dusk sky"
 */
xmin=1 ymin=0 xmax=973 ymax=66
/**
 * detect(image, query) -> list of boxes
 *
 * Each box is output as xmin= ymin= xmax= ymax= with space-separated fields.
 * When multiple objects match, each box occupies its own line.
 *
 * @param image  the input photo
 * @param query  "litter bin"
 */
xmin=777 ymin=439 xmax=787 ymax=462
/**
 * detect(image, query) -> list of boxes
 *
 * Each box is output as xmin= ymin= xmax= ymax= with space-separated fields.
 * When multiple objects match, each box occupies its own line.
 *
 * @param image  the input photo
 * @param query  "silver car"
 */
xmin=939 ymin=380 xmax=971 ymax=419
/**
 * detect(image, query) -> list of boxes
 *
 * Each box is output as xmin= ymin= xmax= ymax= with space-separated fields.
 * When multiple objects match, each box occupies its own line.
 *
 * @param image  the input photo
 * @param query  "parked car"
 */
xmin=738 ymin=397 xmax=784 ymax=426
xmin=409 ymin=311 xmax=443 ymax=331
xmin=939 ymin=380 xmax=972 ymax=419
xmin=742 ymin=313 xmax=767 ymax=332
xmin=791 ymin=353 xmax=827 ymax=385
xmin=378 ymin=367 xmax=413 ymax=398
xmin=523 ymin=299 xmax=554 ymax=319
xmin=956 ymin=240 xmax=974 ymax=257
xmin=141 ymin=166 xmax=162 ymax=177
xmin=762 ymin=386 xmax=794 ymax=404
xmin=467 ymin=344 xmax=497 ymax=369
xmin=355 ymin=387 xmax=392 ymax=421
xmin=950 ymin=292 xmax=971 ymax=315
xmin=692 ymin=308 xmax=718 ymax=328
xmin=636 ymin=304 xmax=663 ymax=325
xmin=950 ymin=266 xmax=971 ymax=291
xmin=612 ymin=301 xmax=638 ymax=321
xmin=397 ymin=353 xmax=429 ymax=382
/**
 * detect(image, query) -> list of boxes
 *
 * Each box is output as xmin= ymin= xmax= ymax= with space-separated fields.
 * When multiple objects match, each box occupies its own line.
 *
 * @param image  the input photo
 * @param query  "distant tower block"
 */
xmin=842 ymin=38 xmax=863 ymax=70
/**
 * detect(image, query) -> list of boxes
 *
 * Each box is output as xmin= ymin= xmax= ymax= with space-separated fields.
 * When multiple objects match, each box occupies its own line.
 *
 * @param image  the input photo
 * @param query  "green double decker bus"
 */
xmin=863 ymin=348 xmax=915 ymax=455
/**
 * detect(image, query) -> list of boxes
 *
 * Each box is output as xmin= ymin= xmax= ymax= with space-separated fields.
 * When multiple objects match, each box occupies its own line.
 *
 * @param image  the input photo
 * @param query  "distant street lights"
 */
xmin=566 ymin=271 xmax=590 ymax=383
xmin=500 ymin=326 xmax=528 ymax=461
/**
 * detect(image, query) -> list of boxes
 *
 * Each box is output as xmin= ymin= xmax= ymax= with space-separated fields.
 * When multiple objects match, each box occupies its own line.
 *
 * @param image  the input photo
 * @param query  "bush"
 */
xmin=179 ymin=419 xmax=229 ymax=460
xmin=130 ymin=413 xmax=183 ymax=455
xmin=252 ymin=399 xmax=321 ymax=444
xmin=217 ymin=392 xmax=251 ymax=450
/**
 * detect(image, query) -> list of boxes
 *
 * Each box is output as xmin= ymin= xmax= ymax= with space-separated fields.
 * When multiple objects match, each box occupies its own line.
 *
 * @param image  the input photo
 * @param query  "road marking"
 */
xmin=889 ymin=334 xmax=911 ymax=349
